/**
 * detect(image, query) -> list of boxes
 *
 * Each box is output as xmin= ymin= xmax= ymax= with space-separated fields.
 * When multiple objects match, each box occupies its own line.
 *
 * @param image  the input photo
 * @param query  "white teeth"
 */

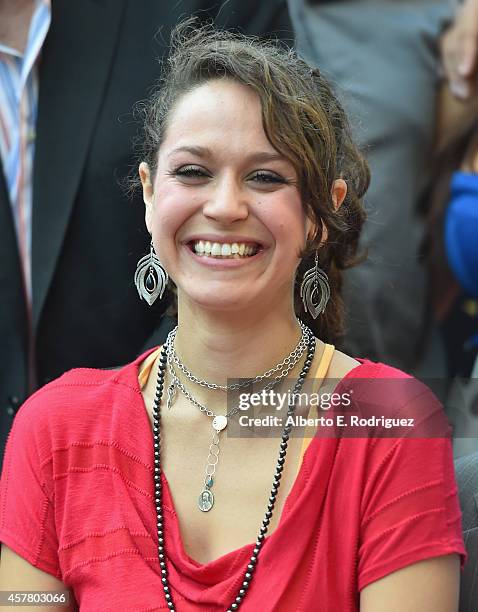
xmin=191 ymin=240 xmax=260 ymax=258
xmin=194 ymin=240 xmax=205 ymax=254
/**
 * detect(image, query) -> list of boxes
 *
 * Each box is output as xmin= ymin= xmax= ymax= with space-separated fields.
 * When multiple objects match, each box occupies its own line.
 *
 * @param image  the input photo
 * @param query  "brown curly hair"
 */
xmin=133 ymin=20 xmax=370 ymax=342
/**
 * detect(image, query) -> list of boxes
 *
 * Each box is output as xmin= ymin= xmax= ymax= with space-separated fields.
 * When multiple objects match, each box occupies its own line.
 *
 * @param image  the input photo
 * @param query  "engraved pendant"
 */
xmin=212 ymin=415 xmax=227 ymax=432
xmin=198 ymin=488 xmax=214 ymax=512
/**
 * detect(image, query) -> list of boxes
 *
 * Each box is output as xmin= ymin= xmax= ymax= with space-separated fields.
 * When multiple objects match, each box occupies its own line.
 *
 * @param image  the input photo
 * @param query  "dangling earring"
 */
xmin=134 ymin=240 xmax=169 ymax=306
xmin=300 ymin=251 xmax=330 ymax=319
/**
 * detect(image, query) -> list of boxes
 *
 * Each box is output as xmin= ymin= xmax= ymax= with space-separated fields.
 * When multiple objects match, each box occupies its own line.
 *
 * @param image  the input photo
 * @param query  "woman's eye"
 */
xmin=249 ymin=171 xmax=287 ymax=184
xmin=174 ymin=166 xmax=209 ymax=179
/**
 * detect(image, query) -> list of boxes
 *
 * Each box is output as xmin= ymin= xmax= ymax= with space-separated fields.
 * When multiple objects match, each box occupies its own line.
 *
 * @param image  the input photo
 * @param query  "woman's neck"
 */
xmin=174 ymin=302 xmax=306 ymax=386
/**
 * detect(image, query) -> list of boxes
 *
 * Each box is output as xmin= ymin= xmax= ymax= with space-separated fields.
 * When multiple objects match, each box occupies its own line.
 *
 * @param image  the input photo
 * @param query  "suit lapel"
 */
xmin=32 ymin=0 xmax=126 ymax=331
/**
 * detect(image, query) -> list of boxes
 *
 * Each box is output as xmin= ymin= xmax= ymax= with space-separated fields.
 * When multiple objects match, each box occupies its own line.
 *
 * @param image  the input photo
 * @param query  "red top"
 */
xmin=0 ymin=350 xmax=466 ymax=612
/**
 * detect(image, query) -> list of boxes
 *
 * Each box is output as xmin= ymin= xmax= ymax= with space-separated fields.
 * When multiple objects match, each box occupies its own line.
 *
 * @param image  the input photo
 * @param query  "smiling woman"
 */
xmin=139 ymin=78 xmax=318 ymax=322
xmin=135 ymin=23 xmax=368 ymax=342
xmin=0 ymin=20 xmax=466 ymax=612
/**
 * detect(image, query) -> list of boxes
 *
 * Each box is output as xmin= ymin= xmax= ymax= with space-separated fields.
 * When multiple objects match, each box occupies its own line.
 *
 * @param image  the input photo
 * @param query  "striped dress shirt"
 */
xmin=0 ymin=0 xmax=51 ymax=306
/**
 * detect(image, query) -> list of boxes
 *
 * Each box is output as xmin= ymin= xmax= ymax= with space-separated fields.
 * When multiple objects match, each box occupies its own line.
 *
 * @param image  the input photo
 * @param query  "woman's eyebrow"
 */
xmin=247 ymin=151 xmax=288 ymax=164
xmin=168 ymin=145 xmax=212 ymax=158
xmin=168 ymin=146 xmax=289 ymax=165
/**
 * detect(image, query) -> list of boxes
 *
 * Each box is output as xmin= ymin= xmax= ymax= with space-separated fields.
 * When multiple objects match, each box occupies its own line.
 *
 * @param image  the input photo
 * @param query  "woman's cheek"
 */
xmin=257 ymin=205 xmax=306 ymax=252
xmin=153 ymin=206 xmax=177 ymax=232
xmin=153 ymin=187 xmax=201 ymax=230
xmin=151 ymin=200 xmax=185 ymax=239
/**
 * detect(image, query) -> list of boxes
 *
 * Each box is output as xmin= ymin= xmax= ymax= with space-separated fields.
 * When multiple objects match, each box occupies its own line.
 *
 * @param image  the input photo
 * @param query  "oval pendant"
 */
xmin=145 ymin=271 xmax=157 ymax=293
xmin=212 ymin=415 xmax=227 ymax=432
xmin=198 ymin=489 xmax=214 ymax=512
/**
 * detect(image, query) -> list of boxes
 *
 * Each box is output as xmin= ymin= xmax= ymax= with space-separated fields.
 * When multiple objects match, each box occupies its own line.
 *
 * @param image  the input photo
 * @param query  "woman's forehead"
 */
xmin=158 ymin=80 xmax=277 ymax=160
xmin=165 ymin=79 xmax=261 ymax=130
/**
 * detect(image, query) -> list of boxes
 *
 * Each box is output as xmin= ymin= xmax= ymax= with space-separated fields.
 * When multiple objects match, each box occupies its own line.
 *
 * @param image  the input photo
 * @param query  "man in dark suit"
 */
xmin=0 ymin=0 xmax=292 ymax=466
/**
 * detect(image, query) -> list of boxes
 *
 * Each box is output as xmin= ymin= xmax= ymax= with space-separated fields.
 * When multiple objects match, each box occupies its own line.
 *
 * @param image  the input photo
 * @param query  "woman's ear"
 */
xmin=332 ymin=178 xmax=347 ymax=211
xmin=139 ymin=162 xmax=154 ymax=233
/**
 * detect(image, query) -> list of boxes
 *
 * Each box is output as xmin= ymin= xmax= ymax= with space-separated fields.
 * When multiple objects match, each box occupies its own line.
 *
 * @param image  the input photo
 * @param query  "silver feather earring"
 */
xmin=300 ymin=251 xmax=330 ymax=319
xmin=134 ymin=240 xmax=169 ymax=306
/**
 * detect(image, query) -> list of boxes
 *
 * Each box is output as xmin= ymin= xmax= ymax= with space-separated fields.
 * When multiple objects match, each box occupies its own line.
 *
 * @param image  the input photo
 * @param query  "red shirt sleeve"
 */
xmin=356 ymin=370 xmax=466 ymax=591
xmin=0 ymin=392 xmax=61 ymax=578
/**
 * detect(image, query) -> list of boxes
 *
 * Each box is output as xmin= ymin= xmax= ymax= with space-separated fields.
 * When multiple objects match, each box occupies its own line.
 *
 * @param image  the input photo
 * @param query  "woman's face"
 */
xmin=140 ymin=79 xmax=318 ymax=315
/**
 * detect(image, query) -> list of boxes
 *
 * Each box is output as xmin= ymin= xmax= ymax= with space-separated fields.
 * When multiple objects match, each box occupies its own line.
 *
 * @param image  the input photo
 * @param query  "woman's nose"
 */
xmin=202 ymin=176 xmax=249 ymax=224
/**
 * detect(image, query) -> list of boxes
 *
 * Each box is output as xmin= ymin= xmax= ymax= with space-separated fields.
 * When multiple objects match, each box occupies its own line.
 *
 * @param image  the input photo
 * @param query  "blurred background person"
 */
xmin=426 ymin=83 xmax=478 ymax=382
xmin=422 ymin=18 xmax=478 ymax=458
xmin=288 ymin=0 xmax=455 ymax=375
xmin=433 ymin=0 xmax=478 ymax=378
xmin=0 ymin=0 xmax=292 ymax=468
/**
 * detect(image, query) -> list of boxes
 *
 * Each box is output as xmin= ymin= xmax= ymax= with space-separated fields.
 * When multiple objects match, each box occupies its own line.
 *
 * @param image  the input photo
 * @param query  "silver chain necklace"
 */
xmin=167 ymin=320 xmax=311 ymax=391
xmin=163 ymin=323 xmax=313 ymax=511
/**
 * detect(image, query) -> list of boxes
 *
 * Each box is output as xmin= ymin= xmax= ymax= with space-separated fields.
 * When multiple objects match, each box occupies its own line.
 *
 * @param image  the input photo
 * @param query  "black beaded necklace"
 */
xmin=152 ymin=334 xmax=316 ymax=611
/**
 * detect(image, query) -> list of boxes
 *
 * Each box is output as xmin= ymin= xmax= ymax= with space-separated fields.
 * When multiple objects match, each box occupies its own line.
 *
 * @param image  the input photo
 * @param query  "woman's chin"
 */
xmin=178 ymin=288 xmax=257 ymax=314
xmin=189 ymin=296 xmax=251 ymax=313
